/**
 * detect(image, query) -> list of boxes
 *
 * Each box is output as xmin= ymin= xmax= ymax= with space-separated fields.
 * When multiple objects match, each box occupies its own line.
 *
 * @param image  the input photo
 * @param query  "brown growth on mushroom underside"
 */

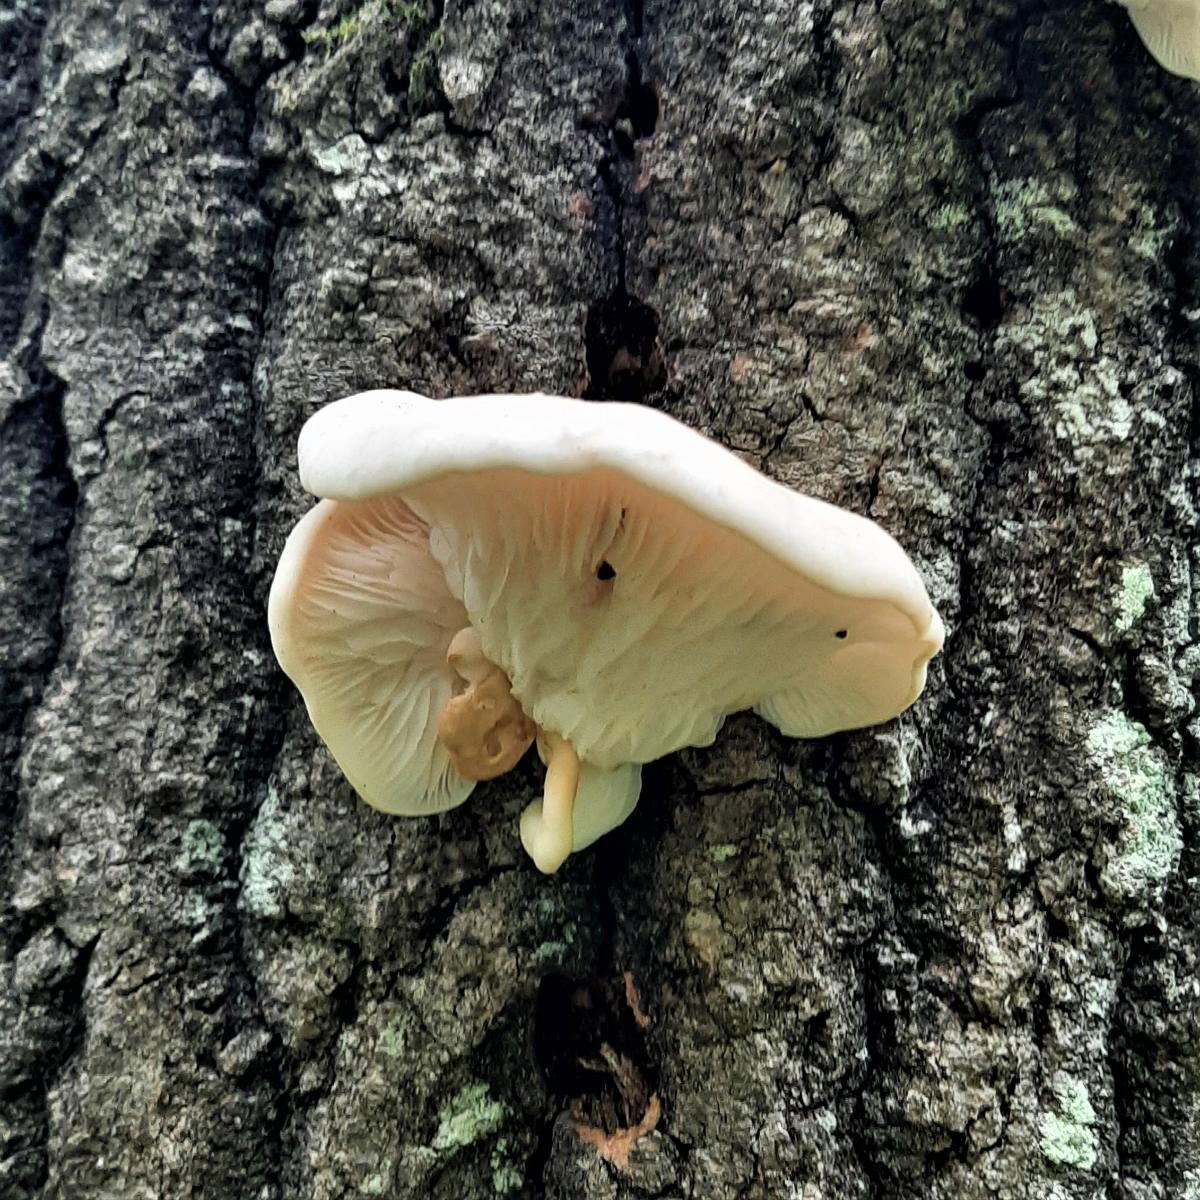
xmin=437 ymin=670 xmax=535 ymax=780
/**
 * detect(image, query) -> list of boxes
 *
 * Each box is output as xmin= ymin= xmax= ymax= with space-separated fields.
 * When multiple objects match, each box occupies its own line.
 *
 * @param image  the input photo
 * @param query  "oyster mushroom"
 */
xmin=268 ymin=390 xmax=944 ymax=872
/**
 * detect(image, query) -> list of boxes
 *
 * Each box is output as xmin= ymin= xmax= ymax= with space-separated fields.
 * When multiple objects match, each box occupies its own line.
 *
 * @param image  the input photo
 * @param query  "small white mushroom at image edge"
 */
xmin=267 ymin=390 xmax=945 ymax=874
xmin=1118 ymin=0 xmax=1200 ymax=79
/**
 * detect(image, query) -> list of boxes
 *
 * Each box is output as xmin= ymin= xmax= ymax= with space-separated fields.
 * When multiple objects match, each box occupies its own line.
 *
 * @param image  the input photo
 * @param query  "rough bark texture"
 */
xmin=2 ymin=0 xmax=1199 ymax=1196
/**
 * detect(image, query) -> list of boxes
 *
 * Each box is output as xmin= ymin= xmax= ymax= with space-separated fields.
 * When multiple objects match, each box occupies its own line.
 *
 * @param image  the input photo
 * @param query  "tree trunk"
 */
xmin=3 ymin=0 xmax=1198 ymax=1196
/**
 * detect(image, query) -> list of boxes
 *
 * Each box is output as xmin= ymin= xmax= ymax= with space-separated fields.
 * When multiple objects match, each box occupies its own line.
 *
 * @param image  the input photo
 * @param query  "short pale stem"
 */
xmin=542 ymin=733 xmax=580 ymax=844
xmin=521 ymin=732 xmax=580 ymax=873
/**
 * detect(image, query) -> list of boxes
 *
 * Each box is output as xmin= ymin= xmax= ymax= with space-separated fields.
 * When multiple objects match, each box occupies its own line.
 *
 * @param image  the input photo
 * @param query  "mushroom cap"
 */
xmin=286 ymin=390 xmax=943 ymax=785
xmin=1121 ymin=0 xmax=1200 ymax=78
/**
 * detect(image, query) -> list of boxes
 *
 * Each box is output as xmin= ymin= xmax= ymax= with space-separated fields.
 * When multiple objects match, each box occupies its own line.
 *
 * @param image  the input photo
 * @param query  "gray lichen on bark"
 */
xmin=1 ymin=0 xmax=1199 ymax=1197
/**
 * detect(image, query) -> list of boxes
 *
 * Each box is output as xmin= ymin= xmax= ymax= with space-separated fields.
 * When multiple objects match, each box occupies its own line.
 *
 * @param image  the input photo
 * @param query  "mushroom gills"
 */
xmin=1123 ymin=0 xmax=1200 ymax=79
xmin=266 ymin=495 xmax=476 ymax=817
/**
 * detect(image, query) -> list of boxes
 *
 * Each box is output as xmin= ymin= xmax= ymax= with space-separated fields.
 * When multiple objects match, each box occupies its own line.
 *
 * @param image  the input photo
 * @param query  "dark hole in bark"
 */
xmin=835 ymin=629 xmax=848 ymax=639
xmin=0 ymin=215 xmax=38 ymax=357
xmin=963 ymin=360 xmax=987 ymax=382
xmin=533 ymin=973 xmax=657 ymax=1133
xmin=624 ymin=0 xmax=645 ymax=38
xmin=380 ymin=56 xmax=404 ymax=97
xmin=617 ymin=51 xmax=658 ymax=144
xmin=596 ymin=561 xmax=616 ymax=581
xmin=585 ymin=291 xmax=666 ymax=402
xmin=961 ymin=269 xmax=1003 ymax=331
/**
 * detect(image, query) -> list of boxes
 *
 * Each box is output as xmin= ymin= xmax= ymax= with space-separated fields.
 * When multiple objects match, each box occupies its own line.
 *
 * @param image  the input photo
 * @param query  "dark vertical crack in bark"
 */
xmin=584 ymin=7 xmax=664 ymax=402
xmin=0 ymin=0 xmax=134 ymax=873
xmin=0 ymin=317 xmax=76 ymax=874
xmin=524 ymin=10 xmax=672 ymax=1184
xmin=950 ymin=23 xmax=1026 ymax=646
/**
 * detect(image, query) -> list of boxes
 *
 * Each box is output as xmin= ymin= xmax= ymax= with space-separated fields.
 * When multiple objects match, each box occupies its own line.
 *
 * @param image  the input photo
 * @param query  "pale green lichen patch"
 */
xmin=490 ymin=1138 xmax=523 ymax=1194
xmin=379 ymin=1019 xmax=405 ymax=1060
xmin=1115 ymin=563 xmax=1154 ymax=633
xmin=928 ymin=201 xmax=972 ymax=231
xmin=1052 ymin=381 xmax=1130 ymax=449
xmin=1021 ymin=331 xmax=1130 ymax=453
xmin=1000 ymin=292 xmax=1097 ymax=358
xmin=408 ymin=28 xmax=444 ymax=112
xmin=1086 ymin=712 xmax=1180 ymax=903
xmin=992 ymin=178 xmax=1079 ymax=241
xmin=1038 ymin=1073 xmax=1097 ymax=1170
xmin=239 ymin=785 xmax=295 ymax=919
xmin=304 ymin=0 xmax=433 ymax=53
xmin=995 ymin=292 xmax=1136 ymax=460
xmin=306 ymin=132 xmax=371 ymax=178
xmin=492 ymin=1163 xmax=522 ymax=1194
xmin=303 ymin=0 xmax=443 ymax=113
xmin=529 ymin=888 xmax=594 ymax=971
xmin=181 ymin=892 xmax=216 ymax=946
xmin=433 ymin=1081 xmax=506 ymax=1154
xmin=177 ymin=819 xmax=223 ymax=876
xmin=532 ymin=923 xmax=578 ymax=967
xmin=304 ymin=3 xmax=373 ymax=51
xmin=1129 ymin=199 xmax=1174 ymax=261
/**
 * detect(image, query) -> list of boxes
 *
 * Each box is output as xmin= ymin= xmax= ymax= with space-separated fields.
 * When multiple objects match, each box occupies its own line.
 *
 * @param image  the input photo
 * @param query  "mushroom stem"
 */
xmin=520 ymin=731 xmax=581 ymax=874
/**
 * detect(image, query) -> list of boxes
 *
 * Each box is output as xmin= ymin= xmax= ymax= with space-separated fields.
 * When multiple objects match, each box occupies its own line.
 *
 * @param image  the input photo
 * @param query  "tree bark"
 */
xmin=2 ymin=0 xmax=1198 ymax=1197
